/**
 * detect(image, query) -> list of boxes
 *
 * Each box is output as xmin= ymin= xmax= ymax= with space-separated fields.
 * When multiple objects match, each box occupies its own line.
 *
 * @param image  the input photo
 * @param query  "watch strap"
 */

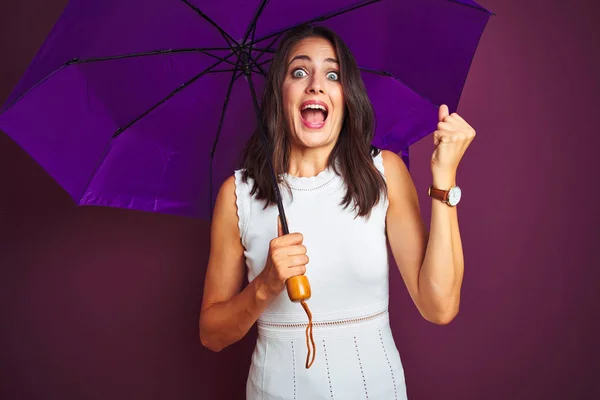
xmin=428 ymin=185 xmax=450 ymax=203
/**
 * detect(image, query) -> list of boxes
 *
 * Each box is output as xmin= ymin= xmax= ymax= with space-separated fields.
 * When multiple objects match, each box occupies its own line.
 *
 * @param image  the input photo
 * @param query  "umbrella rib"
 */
xmin=247 ymin=51 xmax=268 ymax=76
xmin=249 ymin=9 xmax=261 ymax=45
xmin=114 ymin=55 xmax=235 ymax=138
xmin=251 ymin=32 xmax=285 ymax=66
xmin=252 ymin=64 xmax=268 ymax=76
xmin=0 ymin=49 xmax=237 ymax=114
xmin=210 ymin=68 xmax=240 ymax=158
xmin=0 ymin=47 xmax=235 ymax=114
xmin=234 ymin=71 xmax=246 ymax=81
xmin=257 ymin=58 xmax=272 ymax=66
xmin=252 ymin=47 xmax=275 ymax=54
xmin=207 ymin=68 xmax=241 ymax=73
xmin=233 ymin=69 xmax=261 ymax=81
xmin=243 ymin=0 xmax=269 ymax=45
xmin=180 ymin=0 xmax=239 ymax=48
xmin=65 ymin=48 xmax=238 ymax=67
xmin=76 ymin=53 xmax=236 ymax=205
xmin=0 ymin=65 xmax=66 ymax=114
xmin=359 ymin=66 xmax=439 ymax=108
xmin=248 ymin=0 xmax=380 ymax=46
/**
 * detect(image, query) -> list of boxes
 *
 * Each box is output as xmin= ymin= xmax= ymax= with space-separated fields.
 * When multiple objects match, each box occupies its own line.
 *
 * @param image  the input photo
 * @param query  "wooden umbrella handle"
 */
xmin=286 ymin=275 xmax=315 ymax=369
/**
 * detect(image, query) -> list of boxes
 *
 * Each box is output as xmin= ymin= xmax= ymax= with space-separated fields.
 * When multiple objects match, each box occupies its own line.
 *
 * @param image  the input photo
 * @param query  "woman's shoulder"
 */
xmin=211 ymin=174 xmax=241 ymax=234
xmin=368 ymin=147 xmax=405 ymax=179
xmin=377 ymin=149 xmax=417 ymax=210
xmin=378 ymin=148 xmax=401 ymax=163
xmin=213 ymin=170 xmax=254 ymax=240
xmin=214 ymin=170 xmax=255 ymax=213
xmin=379 ymin=149 xmax=409 ymax=177
xmin=216 ymin=170 xmax=248 ymax=194
xmin=214 ymin=174 xmax=242 ymax=213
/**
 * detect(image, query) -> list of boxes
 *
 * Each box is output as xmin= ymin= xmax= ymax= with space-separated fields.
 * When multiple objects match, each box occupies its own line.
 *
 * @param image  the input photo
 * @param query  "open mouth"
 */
xmin=300 ymin=101 xmax=328 ymax=128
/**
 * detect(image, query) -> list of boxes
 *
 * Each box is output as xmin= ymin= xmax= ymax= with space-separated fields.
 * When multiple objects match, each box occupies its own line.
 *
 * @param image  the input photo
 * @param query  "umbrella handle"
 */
xmin=301 ymin=300 xmax=316 ymax=369
xmin=287 ymin=270 xmax=315 ymax=369
xmin=285 ymin=248 xmax=315 ymax=370
xmin=286 ymin=275 xmax=311 ymax=302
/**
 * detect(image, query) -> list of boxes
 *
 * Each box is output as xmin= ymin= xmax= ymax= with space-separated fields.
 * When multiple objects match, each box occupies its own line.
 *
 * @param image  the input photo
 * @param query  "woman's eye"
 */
xmin=327 ymin=71 xmax=339 ymax=81
xmin=292 ymin=69 xmax=307 ymax=78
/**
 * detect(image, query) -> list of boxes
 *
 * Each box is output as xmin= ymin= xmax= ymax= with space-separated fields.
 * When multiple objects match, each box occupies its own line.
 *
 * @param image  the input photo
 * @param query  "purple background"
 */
xmin=1 ymin=0 xmax=598 ymax=399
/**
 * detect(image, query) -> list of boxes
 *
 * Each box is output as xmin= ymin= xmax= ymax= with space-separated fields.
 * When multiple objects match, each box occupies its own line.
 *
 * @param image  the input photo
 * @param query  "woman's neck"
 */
xmin=286 ymin=146 xmax=334 ymax=178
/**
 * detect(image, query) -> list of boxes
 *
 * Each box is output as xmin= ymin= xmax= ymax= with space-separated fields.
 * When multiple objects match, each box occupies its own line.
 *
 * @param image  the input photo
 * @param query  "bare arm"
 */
xmin=199 ymin=176 xmax=271 ymax=351
xmin=382 ymin=150 xmax=463 ymax=324
xmin=199 ymin=176 xmax=308 ymax=351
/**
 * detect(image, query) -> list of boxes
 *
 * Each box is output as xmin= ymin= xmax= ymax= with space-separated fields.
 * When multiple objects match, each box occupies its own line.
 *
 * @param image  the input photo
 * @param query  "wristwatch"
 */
xmin=428 ymin=185 xmax=462 ymax=207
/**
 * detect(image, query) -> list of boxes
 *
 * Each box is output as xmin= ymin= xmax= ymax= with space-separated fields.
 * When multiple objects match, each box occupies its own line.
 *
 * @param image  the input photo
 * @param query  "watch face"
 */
xmin=448 ymin=186 xmax=462 ymax=206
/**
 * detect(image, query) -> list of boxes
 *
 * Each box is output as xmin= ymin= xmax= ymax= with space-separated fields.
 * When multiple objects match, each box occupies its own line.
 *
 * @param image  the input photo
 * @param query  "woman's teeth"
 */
xmin=301 ymin=104 xmax=327 ymax=112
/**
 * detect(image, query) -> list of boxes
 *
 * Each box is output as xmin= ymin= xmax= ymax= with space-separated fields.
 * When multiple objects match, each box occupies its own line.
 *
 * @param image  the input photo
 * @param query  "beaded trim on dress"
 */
xmin=282 ymin=165 xmax=337 ymax=191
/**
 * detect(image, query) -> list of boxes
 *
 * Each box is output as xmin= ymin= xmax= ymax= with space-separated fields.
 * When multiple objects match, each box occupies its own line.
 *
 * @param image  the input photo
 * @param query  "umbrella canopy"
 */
xmin=0 ymin=0 xmax=493 ymax=220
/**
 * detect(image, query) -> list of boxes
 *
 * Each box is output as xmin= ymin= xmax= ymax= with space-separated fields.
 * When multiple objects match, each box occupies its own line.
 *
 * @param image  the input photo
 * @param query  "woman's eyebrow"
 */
xmin=288 ymin=55 xmax=339 ymax=66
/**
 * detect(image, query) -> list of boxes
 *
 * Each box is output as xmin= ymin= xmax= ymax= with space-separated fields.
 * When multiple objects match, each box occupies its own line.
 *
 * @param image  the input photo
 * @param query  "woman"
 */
xmin=199 ymin=24 xmax=475 ymax=399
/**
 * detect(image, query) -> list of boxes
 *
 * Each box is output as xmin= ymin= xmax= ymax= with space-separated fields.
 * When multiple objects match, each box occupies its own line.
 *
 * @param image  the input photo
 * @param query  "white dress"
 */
xmin=234 ymin=151 xmax=408 ymax=400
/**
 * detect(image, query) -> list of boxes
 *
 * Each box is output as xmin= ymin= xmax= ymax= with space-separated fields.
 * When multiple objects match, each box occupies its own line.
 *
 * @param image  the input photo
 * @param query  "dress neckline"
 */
xmin=282 ymin=165 xmax=337 ymax=191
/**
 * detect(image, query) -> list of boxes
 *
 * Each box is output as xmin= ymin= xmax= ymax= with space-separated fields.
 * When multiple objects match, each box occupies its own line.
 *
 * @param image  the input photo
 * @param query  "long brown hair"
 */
xmin=240 ymin=25 xmax=387 ymax=218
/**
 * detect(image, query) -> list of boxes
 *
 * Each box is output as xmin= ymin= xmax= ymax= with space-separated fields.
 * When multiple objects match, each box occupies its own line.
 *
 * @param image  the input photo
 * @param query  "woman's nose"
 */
xmin=306 ymin=76 xmax=325 ymax=94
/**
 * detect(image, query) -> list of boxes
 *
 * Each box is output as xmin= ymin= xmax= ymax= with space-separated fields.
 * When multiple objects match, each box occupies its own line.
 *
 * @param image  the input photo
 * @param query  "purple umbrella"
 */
xmin=0 ymin=0 xmax=493 ymax=222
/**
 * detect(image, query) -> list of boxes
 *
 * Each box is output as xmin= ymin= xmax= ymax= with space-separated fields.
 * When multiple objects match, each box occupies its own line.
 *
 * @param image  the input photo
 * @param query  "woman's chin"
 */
xmin=291 ymin=121 xmax=339 ymax=149
xmin=293 ymin=132 xmax=335 ymax=149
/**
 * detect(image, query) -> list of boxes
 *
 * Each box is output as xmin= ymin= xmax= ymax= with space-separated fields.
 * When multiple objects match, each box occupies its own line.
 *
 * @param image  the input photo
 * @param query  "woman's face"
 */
xmin=282 ymin=36 xmax=345 ymax=151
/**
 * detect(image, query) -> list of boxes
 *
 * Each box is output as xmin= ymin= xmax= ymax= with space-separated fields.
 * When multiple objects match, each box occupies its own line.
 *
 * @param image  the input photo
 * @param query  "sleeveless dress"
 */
xmin=234 ymin=151 xmax=408 ymax=400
